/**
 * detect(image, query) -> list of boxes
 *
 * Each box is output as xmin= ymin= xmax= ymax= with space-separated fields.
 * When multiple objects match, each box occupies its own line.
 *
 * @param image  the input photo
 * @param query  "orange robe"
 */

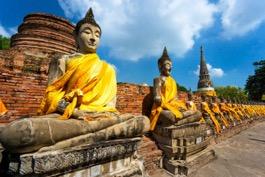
xmin=211 ymin=103 xmax=229 ymax=128
xmin=201 ymin=102 xmax=221 ymax=134
xmin=227 ymin=103 xmax=242 ymax=122
xmin=0 ymin=98 xmax=7 ymax=116
xmin=39 ymin=54 xmax=117 ymax=119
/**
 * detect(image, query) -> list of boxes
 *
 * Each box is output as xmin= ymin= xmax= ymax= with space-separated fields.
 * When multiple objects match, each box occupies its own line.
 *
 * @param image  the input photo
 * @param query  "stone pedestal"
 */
xmin=153 ymin=122 xmax=216 ymax=176
xmin=0 ymin=138 xmax=144 ymax=177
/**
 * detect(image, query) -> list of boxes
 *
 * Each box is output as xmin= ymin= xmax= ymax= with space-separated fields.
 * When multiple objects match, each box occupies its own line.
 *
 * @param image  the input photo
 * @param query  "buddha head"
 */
xmin=74 ymin=8 xmax=101 ymax=54
xmin=201 ymin=95 xmax=206 ymax=102
xmin=158 ymin=47 xmax=172 ymax=76
xmin=213 ymin=96 xmax=218 ymax=103
xmin=208 ymin=96 xmax=213 ymax=104
xmin=187 ymin=89 xmax=193 ymax=101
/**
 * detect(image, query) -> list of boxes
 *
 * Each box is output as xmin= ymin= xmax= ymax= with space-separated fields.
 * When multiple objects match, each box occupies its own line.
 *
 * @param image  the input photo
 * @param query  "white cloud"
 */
xmin=0 ymin=23 xmax=17 ymax=37
xmin=219 ymin=0 xmax=265 ymax=38
xmin=194 ymin=63 xmax=224 ymax=78
xmin=0 ymin=24 xmax=11 ymax=37
xmin=58 ymin=0 xmax=217 ymax=61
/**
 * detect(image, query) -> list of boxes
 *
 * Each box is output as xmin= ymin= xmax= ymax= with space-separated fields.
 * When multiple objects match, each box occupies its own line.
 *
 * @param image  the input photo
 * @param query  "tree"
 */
xmin=0 ymin=35 xmax=11 ymax=50
xmin=177 ymin=83 xmax=188 ymax=92
xmin=245 ymin=60 xmax=265 ymax=101
xmin=215 ymin=86 xmax=248 ymax=102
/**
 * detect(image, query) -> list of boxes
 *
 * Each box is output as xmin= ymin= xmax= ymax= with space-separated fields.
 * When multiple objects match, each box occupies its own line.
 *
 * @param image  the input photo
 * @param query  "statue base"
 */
xmin=153 ymin=122 xmax=216 ymax=175
xmin=0 ymin=138 xmax=144 ymax=177
xmin=163 ymin=147 xmax=216 ymax=176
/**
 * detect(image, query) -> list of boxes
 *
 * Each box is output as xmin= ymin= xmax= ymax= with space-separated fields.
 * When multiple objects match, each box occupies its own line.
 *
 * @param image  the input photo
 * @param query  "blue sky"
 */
xmin=0 ymin=0 xmax=264 ymax=91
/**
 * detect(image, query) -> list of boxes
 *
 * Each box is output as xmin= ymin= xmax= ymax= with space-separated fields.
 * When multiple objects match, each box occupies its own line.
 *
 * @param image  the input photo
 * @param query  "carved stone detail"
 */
xmin=4 ymin=138 xmax=140 ymax=176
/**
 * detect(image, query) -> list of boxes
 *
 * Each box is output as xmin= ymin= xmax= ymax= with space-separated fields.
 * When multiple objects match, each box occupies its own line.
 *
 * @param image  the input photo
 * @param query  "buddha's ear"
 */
xmin=73 ymin=32 xmax=79 ymax=50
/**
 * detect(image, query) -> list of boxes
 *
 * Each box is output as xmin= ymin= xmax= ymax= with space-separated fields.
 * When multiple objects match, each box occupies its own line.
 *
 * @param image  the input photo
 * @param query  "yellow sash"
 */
xmin=211 ymin=103 xmax=229 ymax=128
xmin=150 ymin=76 xmax=187 ymax=131
xmin=227 ymin=103 xmax=241 ymax=121
xmin=39 ymin=53 xmax=117 ymax=119
xmin=202 ymin=102 xmax=221 ymax=134
xmin=0 ymin=98 xmax=7 ymax=116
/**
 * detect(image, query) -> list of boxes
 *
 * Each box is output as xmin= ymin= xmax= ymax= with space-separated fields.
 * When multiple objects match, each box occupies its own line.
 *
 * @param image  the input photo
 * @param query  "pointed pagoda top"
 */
xmin=197 ymin=45 xmax=214 ymax=90
xmin=199 ymin=45 xmax=209 ymax=76
xmin=158 ymin=46 xmax=172 ymax=65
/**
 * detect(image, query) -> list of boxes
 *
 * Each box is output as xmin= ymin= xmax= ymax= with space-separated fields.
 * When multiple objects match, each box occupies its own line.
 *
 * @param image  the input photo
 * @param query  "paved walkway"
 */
xmin=190 ymin=121 xmax=265 ymax=177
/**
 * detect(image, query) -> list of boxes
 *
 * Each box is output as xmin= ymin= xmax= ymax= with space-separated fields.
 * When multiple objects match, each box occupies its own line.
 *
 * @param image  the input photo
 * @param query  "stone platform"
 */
xmin=0 ymin=138 xmax=143 ymax=177
xmin=163 ymin=147 xmax=216 ymax=176
xmin=153 ymin=122 xmax=215 ymax=176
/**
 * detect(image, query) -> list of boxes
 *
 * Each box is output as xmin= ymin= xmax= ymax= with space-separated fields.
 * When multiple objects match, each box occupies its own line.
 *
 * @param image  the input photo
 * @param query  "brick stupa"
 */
xmin=11 ymin=13 xmax=77 ymax=54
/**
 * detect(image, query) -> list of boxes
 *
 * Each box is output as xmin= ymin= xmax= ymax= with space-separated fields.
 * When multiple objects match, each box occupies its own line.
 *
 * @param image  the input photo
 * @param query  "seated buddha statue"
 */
xmin=246 ymin=102 xmax=258 ymax=117
xmin=0 ymin=8 xmax=150 ymax=153
xmin=149 ymin=47 xmax=201 ymax=130
xmin=186 ymin=90 xmax=197 ymax=111
xmin=250 ymin=102 xmax=261 ymax=117
xmin=239 ymin=100 xmax=251 ymax=119
xmin=209 ymin=96 xmax=229 ymax=129
xmin=231 ymin=98 xmax=247 ymax=119
xmin=186 ymin=90 xmax=205 ymax=123
xmin=226 ymin=98 xmax=242 ymax=123
xmin=219 ymin=97 xmax=236 ymax=125
xmin=200 ymin=95 xmax=221 ymax=134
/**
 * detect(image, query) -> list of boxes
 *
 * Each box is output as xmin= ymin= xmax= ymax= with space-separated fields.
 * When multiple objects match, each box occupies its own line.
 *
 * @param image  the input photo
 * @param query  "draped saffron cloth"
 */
xmin=149 ymin=76 xmax=187 ymax=131
xmin=227 ymin=103 xmax=242 ymax=122
xmin=202 ymin=102 xmax=221 ymax=134
xmin=39 ymin=53 xmax=117 ymax=119
xmin=211 ymin=103 xmax=229 ymax=128
xmin=0 ymin=98 xmax=7 ymax=115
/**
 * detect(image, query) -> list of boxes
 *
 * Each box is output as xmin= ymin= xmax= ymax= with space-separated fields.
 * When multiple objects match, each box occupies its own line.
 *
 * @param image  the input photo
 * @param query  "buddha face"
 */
xmin=159 ymin=60 xmax=172 ymax=76
xmin=213 ymin=97 xmax=218 ymax=103
xmin=76 ymin=23 xmax=101 ymax=54
xmin=188 ymin=94 xmax=192 ymax=100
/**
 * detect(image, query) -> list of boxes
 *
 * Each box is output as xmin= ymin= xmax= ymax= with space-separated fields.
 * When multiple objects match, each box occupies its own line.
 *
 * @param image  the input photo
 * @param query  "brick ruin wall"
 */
xmin=0 ymin=48 xmax=194 ymax=121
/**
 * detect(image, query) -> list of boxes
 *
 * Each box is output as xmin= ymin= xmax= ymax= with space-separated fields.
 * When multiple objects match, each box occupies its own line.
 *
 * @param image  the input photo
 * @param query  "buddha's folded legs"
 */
xmin=158 ymin=110 xmax=202 ymax=126
xmin=0 ymin=113 xmax=150 ymax=153
xmin=38 ymin=115 xmax=150 ymax=152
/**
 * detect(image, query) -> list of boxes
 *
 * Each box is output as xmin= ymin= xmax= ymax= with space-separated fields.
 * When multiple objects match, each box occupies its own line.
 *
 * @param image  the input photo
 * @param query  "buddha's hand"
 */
xmin=57 ymin=99 xmax=70 ymax=113
xmin=154 ymin=96 xmax=162 ymax=106
xmin=64 ymin=89 xmax=84 ymax=102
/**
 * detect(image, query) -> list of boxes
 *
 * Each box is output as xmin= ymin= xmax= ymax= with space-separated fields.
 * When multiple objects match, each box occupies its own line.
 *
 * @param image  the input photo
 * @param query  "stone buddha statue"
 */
xmin=200 ymin=95 xmax=221 ymax=134
xmin=241 ymin=101 xmax=253 ymax=118
xmin=0 ymin=8 xmax=150 ymax=153
xmin=226 ymin=98 xmax=242 ymax=123
xmin=186 ymin=90 xmax=197 ymax=111
xmin=237 ymin=99 xmax=251 ymax=119
xmin=209 ymin=96 xmax=229 ymax=129
xmin=149 ymin=47 xmax=201 ymax=130
xmin=219 ymin=97 xmax=236 ymax=125
xmin=186 ymin=90 xmax=206 ymax=123
xmin=231 ymin=98 xmax=246 ymax=119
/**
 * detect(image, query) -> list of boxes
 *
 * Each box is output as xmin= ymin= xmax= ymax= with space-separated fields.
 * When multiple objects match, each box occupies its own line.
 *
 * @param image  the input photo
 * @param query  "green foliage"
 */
xmin=0 ymin=35 xmax=11 ymax=50
xmin=177 ymin=83 xmax=188 ymax=92
xmin=215 ymin=86 xmax=248 ymax=102
xmin=245 ymin=60 xmax=265 ymax=101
